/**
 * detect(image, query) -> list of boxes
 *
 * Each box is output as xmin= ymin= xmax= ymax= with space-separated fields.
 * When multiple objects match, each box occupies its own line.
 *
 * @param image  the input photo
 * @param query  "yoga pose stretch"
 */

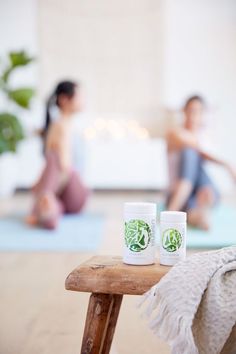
xmin=26 ymin=81 xmax=88 ymax=229
xmin=167 ymin=95 xmax=236 ymax=230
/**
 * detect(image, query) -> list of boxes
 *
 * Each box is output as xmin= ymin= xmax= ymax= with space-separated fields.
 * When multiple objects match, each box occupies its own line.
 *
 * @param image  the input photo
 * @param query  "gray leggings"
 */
xmin=178 ymin=148 xmax=219 ymax=210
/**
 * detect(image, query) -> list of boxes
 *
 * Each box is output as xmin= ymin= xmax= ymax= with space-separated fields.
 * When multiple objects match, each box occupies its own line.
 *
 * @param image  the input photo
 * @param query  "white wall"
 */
xmin=38 ymin=0 xmax=164 ymax=132
xmin=0 ymin=0 xmax=37 ymax=54
xmin=0 ymin=0 xmax=38 ymax=111
xmin=163 ymin=0 xmax=236 ymax=160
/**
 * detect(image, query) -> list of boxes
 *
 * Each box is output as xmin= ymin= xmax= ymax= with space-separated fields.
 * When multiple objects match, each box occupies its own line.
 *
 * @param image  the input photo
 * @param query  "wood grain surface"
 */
xmin=81 ymin=293 xmax=123 ymax=354
xmin=65 ymin=256 xmax=170 ymax=295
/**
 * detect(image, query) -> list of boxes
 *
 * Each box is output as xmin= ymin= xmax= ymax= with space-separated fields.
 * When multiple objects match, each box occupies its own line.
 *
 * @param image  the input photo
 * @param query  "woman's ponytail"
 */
xmin=42 ymin=80 xmax=77 ymax=141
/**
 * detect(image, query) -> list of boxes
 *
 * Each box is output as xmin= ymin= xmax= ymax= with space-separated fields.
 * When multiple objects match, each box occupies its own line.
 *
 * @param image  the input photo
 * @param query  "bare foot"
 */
xmin=188 ymin=208 xmax=211 ymax=231
xmin=197 ymin=186 xmax=215 ymax=208
xmin=25 ymin=215 xmax=38 ymax=226
xmin=188 ymin=186 xmax=215 ymax=230
xmin=38 ymin=194 xmax=57 ymax=220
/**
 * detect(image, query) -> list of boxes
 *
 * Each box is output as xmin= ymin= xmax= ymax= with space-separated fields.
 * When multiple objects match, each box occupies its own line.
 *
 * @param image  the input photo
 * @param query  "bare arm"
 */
xmin=199 ymin=150 xmax=236 ymax=181
xmin=199 ymin=150 xmax=227 ymax=167
xmin=167 ymin=128 xmax=236 ymax=181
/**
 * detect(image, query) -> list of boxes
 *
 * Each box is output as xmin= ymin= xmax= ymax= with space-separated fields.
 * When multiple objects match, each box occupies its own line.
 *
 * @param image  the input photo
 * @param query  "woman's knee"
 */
xmin=61 ymin=171 xmax=89 ymax=213
xmin=65 ymin=187 xmax=89 ymax=214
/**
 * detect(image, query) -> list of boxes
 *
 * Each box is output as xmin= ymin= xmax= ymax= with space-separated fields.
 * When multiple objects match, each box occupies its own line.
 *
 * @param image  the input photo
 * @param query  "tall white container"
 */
xmin=160 ymin=211 xmax=187 ymax=266
xmin=123 ymin=202 xmax=156 ymax=265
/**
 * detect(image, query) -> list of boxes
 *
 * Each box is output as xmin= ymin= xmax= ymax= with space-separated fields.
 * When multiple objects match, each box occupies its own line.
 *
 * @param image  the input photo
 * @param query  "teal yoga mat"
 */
xmin=187 ymin=205 xmax=236 ymax=249
xmin=0 ymin=213 xmax=104 ymax=252
xmin=156 ymin=203 xmax=236 ymax=249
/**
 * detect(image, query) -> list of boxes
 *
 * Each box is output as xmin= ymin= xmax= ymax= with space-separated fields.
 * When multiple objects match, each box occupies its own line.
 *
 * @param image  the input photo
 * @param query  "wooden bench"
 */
xmin=65 ymin=255 xmax=170 ymax=354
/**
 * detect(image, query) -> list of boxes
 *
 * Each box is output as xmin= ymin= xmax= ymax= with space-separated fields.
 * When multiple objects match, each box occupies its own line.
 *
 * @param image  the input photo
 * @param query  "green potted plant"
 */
xmin=0 ymin=50 xmax=35 ymax=196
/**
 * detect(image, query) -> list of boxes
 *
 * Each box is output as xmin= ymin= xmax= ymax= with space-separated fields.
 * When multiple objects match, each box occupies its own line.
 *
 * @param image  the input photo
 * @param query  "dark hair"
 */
xmin=184 ymin=95 xmax=205 ymax=109
xmin=43 ymin=80 xmax=77 ymax=136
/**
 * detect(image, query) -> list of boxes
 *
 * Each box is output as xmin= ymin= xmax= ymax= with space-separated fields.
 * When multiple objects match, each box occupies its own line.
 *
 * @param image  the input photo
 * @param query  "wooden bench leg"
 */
xmin=102 ymin=294 xmax=123 ymax=354
xmin=81 ymin=293 xmax=123 ymax=354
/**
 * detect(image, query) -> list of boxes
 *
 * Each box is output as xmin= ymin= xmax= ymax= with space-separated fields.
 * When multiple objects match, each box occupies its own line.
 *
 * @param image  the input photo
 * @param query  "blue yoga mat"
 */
xmin=0 ymin=213 xmax=104 ymax=252
xmin=156 ymin=203 xmax=236 ymax=249
xmin=187 ymin=205 xmax=236 ymax=249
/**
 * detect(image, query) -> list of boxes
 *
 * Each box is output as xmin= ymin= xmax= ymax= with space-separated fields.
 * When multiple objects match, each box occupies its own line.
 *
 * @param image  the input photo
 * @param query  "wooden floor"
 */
xmin=1 ymin=189 xmax=235 ymax=354
xmin=0 ymin=191 xmax=170 ymax=354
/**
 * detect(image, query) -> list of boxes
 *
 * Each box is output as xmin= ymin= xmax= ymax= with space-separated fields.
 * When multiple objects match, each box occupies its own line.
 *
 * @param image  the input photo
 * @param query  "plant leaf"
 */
xmin=1 ymin=67 xmax=12 ymax=83
xmin=1 ymin=51 xmax=34 ymax=84
xmin=0 ymin=112 xmax=24 ymax=154
xmin=8 ymin=88 xmax=35 ymax=109
xmin=9 ymin=51 xmax=34 ymax=68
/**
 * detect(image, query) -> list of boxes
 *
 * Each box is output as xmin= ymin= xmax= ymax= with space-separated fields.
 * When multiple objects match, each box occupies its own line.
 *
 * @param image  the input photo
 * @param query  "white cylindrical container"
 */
xmin=123 ymin=202 xmax=157 ymax=265
xmin=160 ymin=211 xmax=187 ymax=266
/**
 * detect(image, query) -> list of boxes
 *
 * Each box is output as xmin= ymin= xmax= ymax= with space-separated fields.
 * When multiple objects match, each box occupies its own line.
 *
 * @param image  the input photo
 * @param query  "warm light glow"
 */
xmin=84 ymin=127 xmax=97 ymax=140
xmin=83 ymin=118 xmax=150 ymax=141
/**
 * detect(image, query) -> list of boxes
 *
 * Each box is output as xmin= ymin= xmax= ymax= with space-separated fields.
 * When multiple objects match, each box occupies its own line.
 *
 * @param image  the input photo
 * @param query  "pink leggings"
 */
xmin=33 ymin=152 xmax=88 ymax=229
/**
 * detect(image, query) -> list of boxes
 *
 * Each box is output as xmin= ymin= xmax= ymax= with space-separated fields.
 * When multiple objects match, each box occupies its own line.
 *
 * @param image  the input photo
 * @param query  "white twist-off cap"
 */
xmin=160 ymin=211 xmax=187 ymax=223
xmin=124 ymin=202 xmax=156 ymax=214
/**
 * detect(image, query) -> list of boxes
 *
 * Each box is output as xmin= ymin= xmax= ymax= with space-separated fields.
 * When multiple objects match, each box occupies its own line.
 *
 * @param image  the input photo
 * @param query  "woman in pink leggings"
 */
xmin=26 ymin=81 xmax=88 ymax=229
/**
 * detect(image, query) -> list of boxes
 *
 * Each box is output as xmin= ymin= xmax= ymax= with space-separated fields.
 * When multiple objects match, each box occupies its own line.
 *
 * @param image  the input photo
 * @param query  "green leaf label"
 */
xmin=162 ymin=228 xmax=182 ymax=253
xmin=125 ymin=219 xmax=151 ymax=252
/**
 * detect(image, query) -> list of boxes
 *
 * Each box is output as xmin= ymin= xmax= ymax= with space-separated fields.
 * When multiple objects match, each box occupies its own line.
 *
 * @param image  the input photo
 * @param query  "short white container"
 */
xmin=123 ymin=202 xmax=156 ymax=265
xmin=160 ymin=211 xmax=187 ymax=266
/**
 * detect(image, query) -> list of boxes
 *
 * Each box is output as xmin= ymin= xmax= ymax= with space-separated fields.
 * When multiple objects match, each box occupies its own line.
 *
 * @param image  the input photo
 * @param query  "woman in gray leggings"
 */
xmin=167 ymin=96 xmax=236 ymax=230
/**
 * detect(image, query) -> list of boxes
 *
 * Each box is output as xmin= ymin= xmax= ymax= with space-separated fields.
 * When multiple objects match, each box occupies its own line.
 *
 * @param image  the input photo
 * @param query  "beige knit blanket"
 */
xmin=141 ymin=246 xmax=236 ymax=354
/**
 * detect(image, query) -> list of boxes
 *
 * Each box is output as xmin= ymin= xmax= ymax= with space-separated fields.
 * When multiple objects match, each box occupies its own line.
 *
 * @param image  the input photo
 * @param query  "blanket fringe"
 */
xmin=139 ymin=282 xmax=198 ymax=354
